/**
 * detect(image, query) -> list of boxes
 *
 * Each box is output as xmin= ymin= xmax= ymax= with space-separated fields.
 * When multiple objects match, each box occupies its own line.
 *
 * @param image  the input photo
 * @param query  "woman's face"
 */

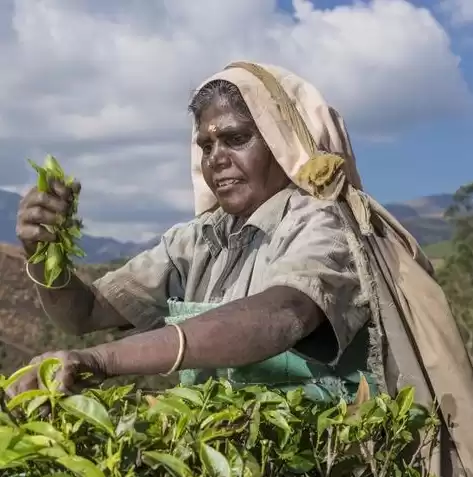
xmin=197 ymin=99 xmax=289 ymax=217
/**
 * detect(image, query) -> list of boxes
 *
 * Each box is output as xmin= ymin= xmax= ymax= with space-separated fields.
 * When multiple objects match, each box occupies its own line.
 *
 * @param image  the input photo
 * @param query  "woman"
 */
xmin=15 ymin=62 xmax=473 ymax=474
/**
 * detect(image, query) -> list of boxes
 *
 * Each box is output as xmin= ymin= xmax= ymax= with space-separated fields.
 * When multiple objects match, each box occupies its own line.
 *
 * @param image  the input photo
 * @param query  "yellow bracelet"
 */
xmin=25 ymin=261 xmax=72 ymax=290
xmin=160 ymin=324 xmax=186 ymax=376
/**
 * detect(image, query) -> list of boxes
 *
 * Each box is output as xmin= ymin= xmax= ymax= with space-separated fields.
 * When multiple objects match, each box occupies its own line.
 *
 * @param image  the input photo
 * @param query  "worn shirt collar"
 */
xmin=201 ymin=185 xmax=296 ymax=254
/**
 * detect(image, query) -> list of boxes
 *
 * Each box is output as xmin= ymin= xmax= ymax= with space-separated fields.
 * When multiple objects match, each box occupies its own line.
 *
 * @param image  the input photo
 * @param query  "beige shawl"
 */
xmin=190 ymin=61 xmax=473 ymax=475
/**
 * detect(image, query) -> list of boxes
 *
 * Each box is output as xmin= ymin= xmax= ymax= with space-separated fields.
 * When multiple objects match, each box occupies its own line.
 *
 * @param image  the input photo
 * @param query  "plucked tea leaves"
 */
xmin=27 ymin=154 xmax=85 ymax=287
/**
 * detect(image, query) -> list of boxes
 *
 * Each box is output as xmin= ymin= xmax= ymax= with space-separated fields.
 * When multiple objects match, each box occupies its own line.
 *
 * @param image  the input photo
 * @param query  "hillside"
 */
xmin=0 ymin=244 xmax=120 ymax=374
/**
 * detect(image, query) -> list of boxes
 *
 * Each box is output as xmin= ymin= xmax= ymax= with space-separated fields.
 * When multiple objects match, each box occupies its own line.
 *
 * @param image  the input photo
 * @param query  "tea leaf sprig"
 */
xmin=27 ymin=155 xmax=85 ymax=287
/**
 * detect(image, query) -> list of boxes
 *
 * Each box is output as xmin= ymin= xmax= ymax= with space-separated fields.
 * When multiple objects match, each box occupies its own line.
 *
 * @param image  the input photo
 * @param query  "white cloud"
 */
xmin=0 ymin=0 xmax=471 ymax=241
xmin=440 ymin=0 xmax=473 ymax=25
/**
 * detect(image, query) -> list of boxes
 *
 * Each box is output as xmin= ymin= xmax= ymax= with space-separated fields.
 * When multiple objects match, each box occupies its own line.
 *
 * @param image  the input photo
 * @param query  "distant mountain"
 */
xmin=0 ymin=188 xmax=456 ymax=263
xmin=384 ymin=193 xmax=454 ymax=245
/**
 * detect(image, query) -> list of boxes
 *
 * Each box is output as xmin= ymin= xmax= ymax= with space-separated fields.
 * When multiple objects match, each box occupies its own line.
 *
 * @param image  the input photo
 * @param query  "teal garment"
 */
xmin=165 ymin=298 xmax=377 ymax=402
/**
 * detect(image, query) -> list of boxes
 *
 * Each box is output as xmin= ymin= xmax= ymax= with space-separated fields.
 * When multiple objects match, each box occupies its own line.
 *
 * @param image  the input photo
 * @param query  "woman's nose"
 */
xmin=208 ymin=143 xmax=231 ymax=170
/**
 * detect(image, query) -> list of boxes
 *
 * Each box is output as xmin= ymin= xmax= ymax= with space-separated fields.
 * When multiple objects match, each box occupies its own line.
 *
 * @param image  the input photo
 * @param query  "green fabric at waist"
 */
xmin=165 ymin=298 xmax=377 ymax=402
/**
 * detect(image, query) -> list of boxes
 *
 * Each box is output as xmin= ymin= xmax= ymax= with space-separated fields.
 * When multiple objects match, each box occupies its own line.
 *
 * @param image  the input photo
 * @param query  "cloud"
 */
xmin=0 ymin=0 xmax=471 ymax=241
xmin=440 ymin=0 xmax=473 ymax=25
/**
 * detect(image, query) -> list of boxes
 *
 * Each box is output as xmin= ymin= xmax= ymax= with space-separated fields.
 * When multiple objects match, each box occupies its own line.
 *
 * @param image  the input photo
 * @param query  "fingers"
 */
xmin=24 ymin=189 xmax=69 ymax=216
xmin=16 ymin=180 xmax=81 ymax=250
xmin=16 ymin=224 xmax=56 ymax=243
xmin=49 ymin=179 xmax=80 ymax=202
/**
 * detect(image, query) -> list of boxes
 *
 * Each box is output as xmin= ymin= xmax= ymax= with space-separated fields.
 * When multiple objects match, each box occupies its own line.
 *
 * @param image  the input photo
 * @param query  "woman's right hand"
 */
xmin=16 ymin=180 xmax=81 ymax=256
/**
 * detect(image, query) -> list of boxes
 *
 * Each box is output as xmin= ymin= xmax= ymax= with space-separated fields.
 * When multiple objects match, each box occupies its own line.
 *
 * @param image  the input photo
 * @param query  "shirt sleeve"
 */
xmin=261 ymin=196 xmax=371 ymax=365
xmin=92 ymin=220 xmax=199 ymax=331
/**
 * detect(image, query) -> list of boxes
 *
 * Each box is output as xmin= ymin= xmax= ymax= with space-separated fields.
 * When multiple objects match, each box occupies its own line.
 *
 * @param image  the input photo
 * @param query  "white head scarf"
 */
xmin=190 ymin=61 xmax=362 ymax=216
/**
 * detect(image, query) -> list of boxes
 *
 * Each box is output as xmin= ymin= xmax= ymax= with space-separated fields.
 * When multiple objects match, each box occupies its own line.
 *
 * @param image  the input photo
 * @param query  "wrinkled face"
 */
xmin=197 ymin=99 xmax=290 ymax=217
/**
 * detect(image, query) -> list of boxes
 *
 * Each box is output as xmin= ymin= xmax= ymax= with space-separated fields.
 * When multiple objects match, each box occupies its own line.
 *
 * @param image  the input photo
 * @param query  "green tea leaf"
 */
xmin=115 ymin=412 xmax=136 ymax=438
xmin=21 ymin=421 xmax=65 ymax=443
xmin=0 ymin=427 xmax=16 ymax=453
xmin=241 ymin=452 xmax=262 ymax=477
xmin=250 ymin=390 xmax=285 ymax=404
xmin=26 ymin=395 xmax=49 ymax=417
xmin=263 ymin=410 xmax=292 ymax=448
xmin=2 ymin=364 xmax=37 ymax=390
xmin=70 ymin=245 xmax=86 ymax=258
xmin=286 ymin=450 xmax=317 ymax=473
xmin=407 ymin=404 xmax=430 ymax=430
xmin=286 ymin=388 xmax=303 ymax=407
xmin=199 ymin=441 xmax=231 ymax=477
xmin=7 ymin=389 xmax=49 ymax=410
xmin=316 ymin=407 xmax=341 ymax=436
xmin=147 ymin=397 xmax=194 ymax=420
xmin=28 ymin=244 xmax=48 ymax=265
xmin=38 ymin=445 xmax=69 ymax=459
xmin=143 ymin=451 xmax=193 ymax=477
xmin=68 ymin=226 xmax=82 ymax=239
xmin=57 ymin=456 xmax=105 ymax=477
xmin=396 ymin=387 xmax=415 ymax=418
xmin=365 ymin=408 xmax=386 ymax=425
xmin=28 ymin=160 xmax=49 ymax=192
xmin=59 ymin=395 xmax=114 ymax=436
xmin=246 ymin=402 xmax=260 ymax=449
xmin=166 ymin=386 xmax=203 ymax=406
xmin=227 ymin=442 xmax=244 ymax=477
xmin=10 ymin=433 xmax=57 ymax=452
xmin=27 ymin=159 xmax=49 ymax=191
xmin=27 ymin=159 xmax=44 ymax=175
xmin=263 ymin=409 xmax=292 ymax=431
xmin=0 ymin=412 xmax=15 ymax=427
xmin=44 ymin=154 xmax=65 ymax=179
xmin=200 ymin=408 xmax=243 ymax=428
xmin=174 ymin=413 xmax=189 ymax=441
xmin=38 ymin=357 xmax=62 ymax=392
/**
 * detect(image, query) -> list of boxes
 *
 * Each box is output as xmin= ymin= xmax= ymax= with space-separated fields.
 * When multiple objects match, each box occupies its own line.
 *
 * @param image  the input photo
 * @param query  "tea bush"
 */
xmin=0 ymin=358 xmax=439 ymax=476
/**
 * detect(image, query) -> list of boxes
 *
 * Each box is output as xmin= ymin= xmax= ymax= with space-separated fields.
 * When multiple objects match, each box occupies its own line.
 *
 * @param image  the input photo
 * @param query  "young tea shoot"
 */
xmin=27 ymin=155 xmax=85 ymax=287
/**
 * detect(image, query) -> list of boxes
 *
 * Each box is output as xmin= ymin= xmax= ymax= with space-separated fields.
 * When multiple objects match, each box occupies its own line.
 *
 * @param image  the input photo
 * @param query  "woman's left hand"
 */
xmin=6 ymin=349 xmax=106 ymax=399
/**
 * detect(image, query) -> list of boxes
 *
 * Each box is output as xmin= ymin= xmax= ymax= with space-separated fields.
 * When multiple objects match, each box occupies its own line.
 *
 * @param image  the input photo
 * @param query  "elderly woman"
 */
xmin=15 ymin=62 xmax=473 ymax=473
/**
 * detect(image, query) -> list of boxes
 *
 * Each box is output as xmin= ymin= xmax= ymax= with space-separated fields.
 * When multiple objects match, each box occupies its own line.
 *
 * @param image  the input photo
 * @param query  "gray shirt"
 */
xmin=93 ymin=186 xmax=370 ymax=363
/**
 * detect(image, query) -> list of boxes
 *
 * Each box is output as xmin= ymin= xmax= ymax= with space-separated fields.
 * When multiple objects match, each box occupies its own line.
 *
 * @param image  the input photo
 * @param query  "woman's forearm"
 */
xmin=87 ymin=286 xmax=323 ymax=377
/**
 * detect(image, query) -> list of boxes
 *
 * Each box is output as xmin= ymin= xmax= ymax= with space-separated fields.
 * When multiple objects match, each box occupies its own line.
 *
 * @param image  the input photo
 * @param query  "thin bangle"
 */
xmin=25 ymin=261 xmax=72 ymax=290
xmin=160 ymin=324 xmax=186 ymax=376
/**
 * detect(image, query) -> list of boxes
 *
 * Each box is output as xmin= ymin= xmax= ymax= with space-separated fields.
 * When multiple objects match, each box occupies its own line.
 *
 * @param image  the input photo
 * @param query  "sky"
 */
xmin=0 ymin=0 xmax=472 ymax=242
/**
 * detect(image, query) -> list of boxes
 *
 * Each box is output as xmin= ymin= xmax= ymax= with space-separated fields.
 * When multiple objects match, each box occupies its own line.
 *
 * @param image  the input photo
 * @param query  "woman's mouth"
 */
xmin=215 ymin=179 xmax=243 ymax=191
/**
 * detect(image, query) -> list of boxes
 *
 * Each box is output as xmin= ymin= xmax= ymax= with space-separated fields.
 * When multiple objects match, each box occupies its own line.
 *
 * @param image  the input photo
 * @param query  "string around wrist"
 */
xmin=26 ymin=261 xmax=72 ymax=290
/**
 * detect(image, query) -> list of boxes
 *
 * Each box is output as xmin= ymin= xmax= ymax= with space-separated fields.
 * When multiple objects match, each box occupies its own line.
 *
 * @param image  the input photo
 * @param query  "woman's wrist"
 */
xmin=79 ymin=345 xmax=116 ymax=379
xmin=82 ymin=328 xmax=177 ymax=377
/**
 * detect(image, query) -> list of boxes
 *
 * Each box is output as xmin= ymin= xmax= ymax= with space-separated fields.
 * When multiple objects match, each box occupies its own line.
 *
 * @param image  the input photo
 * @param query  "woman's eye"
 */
xmin=202 ymin=143 xmax=212 ymax=155
xmin=228 ymin=134 xmax=249 ymax=146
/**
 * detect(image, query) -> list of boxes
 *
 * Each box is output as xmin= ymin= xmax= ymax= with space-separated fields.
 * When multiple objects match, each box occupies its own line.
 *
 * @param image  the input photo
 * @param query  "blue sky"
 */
xmin=0 ymin=0 xmax=471 ymax=240
xmin=278 ymin=0 xmax=473 ymax=202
